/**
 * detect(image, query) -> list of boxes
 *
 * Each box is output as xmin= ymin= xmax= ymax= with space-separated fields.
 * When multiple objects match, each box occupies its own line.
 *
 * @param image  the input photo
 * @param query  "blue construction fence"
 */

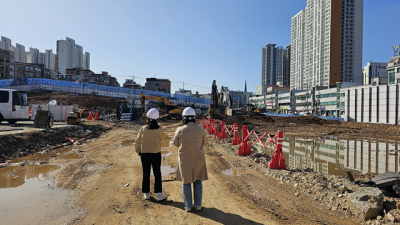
xmin=0 ymin=78 xmax=212 ymax=105
xmin=262 ymin=113 xmax=344 ymax=121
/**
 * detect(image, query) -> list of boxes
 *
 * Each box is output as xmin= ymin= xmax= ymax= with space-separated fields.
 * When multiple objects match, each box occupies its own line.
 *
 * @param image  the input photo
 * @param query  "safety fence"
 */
xmin=0 ymin=78 xmax=212 ymax=106
xmin=262 ymin=113 xmax=344 ymax=121
xmin=202 ymin=118 xmax=286 ymax=170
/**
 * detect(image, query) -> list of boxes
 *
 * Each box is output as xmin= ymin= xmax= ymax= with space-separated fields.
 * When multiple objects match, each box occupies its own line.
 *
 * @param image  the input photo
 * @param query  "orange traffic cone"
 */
xmin=268 ymin=131 xmax=286 ymax=170
xmin=238 ymin=125 xmax=251 ymax=156
xmin=231 ymin=123 xmax=240 ymax=145
xmin=87 ymin=110 xmax=92 ymax=120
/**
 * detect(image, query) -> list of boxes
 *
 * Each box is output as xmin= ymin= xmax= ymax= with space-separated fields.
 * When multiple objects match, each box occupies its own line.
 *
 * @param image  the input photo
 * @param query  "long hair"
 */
xmin=146 ymin=118 xmax=160 ymax=130
xmin=182 ymin=116 xmax=196 ymax=125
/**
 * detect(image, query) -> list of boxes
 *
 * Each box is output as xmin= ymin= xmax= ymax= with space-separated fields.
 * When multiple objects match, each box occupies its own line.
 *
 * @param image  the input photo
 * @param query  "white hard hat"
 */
xmin=146 ymin=108 xmax=159 ymax=119
xmin=182 ymin=107 xmax=196 ymax=116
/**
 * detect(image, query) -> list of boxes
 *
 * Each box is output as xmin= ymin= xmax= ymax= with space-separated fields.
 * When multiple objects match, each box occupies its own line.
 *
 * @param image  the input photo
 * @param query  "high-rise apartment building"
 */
xmin=1 ymin=36 xmax=11 ymax=51
xmin=290 ymin=0 xmax=363 ymax=90
xmin=15 ymin=43 xmax=26 ymax=63
xmin=29 ymin=47 xmax=39 ymax=64
xmin=56 ymin=37 xmax=90 ymax=74
xmin=83 ymin=52 xmax=90 ymax=70
xmin=261 ymin=44 xmax=291 ymax=87
xmin=45 ymin=49 xmax=56 ymax=70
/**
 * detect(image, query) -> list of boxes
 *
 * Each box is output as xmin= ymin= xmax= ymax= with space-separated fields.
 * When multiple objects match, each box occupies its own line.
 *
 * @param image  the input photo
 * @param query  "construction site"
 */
xmin=1 ymin=83 xmax=400 ymax=225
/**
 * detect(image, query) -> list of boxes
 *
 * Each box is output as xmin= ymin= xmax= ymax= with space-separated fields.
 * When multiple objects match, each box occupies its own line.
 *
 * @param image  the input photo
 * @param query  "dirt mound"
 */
xmin=28 ymin=91 xmax=125 ymax=109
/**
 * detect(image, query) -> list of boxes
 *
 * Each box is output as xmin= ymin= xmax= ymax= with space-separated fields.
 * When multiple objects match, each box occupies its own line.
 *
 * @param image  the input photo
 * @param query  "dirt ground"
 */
xmin=48 ymin=122 xmax=358 ymax=225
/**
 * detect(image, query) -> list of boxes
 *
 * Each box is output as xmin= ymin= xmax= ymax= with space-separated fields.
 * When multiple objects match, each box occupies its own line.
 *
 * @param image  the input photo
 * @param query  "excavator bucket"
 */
xmin=34 ymin=110 xmax=54 ymax=128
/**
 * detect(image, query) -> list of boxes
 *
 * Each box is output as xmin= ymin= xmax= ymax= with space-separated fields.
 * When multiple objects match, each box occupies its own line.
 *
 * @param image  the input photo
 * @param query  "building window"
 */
xmin=388 ymin=69 xmax=396 ymax=84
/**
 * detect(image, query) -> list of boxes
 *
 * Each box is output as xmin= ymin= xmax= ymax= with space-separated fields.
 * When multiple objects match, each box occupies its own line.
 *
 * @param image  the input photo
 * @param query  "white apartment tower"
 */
xmin=45 ymin=49 xmax=56 ymax=70
xmin=56 ymin=37 xmax=90 ymax=74
xmin=15 ymin=44 xmax=26 ymax=63
xmin=290 ymin=0 xmax=363 ymax=90
xmin=1 ymin=36 xmax=11 ymax=51
xmin=83 ymin=52 xmax=90 ymax=70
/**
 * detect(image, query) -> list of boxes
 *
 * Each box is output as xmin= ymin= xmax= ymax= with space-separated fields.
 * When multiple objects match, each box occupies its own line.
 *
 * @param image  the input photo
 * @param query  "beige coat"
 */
xmin=134 ymin=126 xmax=166 ymax=154
xmin=173 ymin=123 xmax=208 ymax=184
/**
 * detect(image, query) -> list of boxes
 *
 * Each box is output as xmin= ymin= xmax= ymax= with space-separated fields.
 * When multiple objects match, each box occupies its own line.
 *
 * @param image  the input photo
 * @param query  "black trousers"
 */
xmin=141 ymin=152 xmax=162 ymax=193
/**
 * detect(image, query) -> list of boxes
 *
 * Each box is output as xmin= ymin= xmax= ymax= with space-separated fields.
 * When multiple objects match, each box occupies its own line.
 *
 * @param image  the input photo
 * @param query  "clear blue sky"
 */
xmin=2 ymin=0 xmax=400 ymax=94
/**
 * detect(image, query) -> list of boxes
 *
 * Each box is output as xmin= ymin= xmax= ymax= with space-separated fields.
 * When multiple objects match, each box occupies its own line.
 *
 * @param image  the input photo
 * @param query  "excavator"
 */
xmin=208 ymin=80 xmax=243 ymax=120
xmin=140 ymin=92 xmax=183 ymax=119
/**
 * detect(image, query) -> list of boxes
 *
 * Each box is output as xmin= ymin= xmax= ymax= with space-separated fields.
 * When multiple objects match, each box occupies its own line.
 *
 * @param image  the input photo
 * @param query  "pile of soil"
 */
xmin=0 ymin=123 xmax=111 ymax=163
xmin=28 ymin=91 xmax=125 ymax=109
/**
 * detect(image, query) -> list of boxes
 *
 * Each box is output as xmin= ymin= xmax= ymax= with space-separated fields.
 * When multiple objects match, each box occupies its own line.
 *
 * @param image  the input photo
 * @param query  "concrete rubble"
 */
xmin=347 ymin=187 xmax=383 ymax=220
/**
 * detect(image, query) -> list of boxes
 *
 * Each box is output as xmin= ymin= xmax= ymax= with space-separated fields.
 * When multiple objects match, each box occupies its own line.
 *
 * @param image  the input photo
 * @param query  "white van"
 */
xmin=0 ymin=89 xmax=30 ymax=124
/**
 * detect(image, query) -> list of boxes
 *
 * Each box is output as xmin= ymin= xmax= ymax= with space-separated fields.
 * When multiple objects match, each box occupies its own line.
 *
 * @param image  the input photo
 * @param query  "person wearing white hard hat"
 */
xmin=134 ymin=108 xmax=166 ymax=201
xmin=172 ymin=107 xmax=208 ymax=212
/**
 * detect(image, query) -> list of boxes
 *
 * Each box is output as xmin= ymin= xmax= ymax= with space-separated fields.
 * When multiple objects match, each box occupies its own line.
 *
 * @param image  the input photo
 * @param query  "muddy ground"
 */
xmin=50 ymin=122 xmax=359 ymax=225
xmin=2 ymin=120 xmax=400 ymax=224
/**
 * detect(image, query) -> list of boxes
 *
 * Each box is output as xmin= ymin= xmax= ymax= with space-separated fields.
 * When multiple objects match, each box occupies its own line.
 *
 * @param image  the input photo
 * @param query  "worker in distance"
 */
xmin=135 ymin=108 xmax=166 ymax=201
xmin=172 ymin=107 xmax=208 ymax=211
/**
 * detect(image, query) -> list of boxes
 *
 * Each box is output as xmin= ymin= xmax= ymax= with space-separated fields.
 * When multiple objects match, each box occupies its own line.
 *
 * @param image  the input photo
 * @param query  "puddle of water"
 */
xmin=161 ymin=137 xmax=173 ymax=148
xmin=0 ymin=164 xmax=81 ymax=224
xmin=254 ymin=136 xmax=400 ymax=177
xmin=9 ymin=146 xmax=77 ymax=163
xmin=151 ymin=166 xmax=176 ymax=176
xmin=222 ymin=168 xmax=246 ymax=176
xmin=161 ymin=151 xmax=172 ymax=157
xmin=55 ymin=153 xmax=84 ymax=160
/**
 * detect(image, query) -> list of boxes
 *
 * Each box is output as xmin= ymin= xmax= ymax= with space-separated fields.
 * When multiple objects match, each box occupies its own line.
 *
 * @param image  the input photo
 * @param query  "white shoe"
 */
xmin=157 ymin=193 xmax=166 ymax=201
xmin=195 ymin=206 xmax=202 ymax=211
xmin=144 ymin=193 xmax=151 ymax=200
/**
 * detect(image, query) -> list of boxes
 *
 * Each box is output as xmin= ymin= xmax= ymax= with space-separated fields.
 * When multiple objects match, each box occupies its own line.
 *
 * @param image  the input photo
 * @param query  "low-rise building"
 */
xmin=175 ymin=89 xmax=192 ymax=96
xmin=363 ymin=62 xmax=387 ymax=85
xmin=123 ymin=79 xmax=143 ymax=89
xmin=145 ymin=78 xmax=171 ymax=93
xmin=15 ymin=63 xmax=51 ymax=79
xmin=386 ymin=55 xmax=400 ymax=84
xmin=62 ymin=67 xmax=119 ymax=86
xmin=0 ymin=49 xmax=12 ymax=79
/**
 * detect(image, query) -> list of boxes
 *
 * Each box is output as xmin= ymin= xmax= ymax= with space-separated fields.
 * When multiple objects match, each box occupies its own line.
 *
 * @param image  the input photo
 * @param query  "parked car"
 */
xmin=0 ymin=89 xmax=30 ymax=124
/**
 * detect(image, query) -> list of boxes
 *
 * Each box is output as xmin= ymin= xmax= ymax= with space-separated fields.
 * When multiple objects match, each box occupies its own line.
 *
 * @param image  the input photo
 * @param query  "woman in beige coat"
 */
xmin=135 ymin=108 xmax=166 ymax=201
xmin=172 ymin=107 xmax=208 ymax=212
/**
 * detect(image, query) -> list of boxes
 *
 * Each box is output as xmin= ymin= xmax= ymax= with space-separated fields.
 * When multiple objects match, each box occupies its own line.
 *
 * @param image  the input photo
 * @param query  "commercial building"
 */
xmin=261 ymin=44 xmax=291 ymax=86
xmin=56 ymin=37 xmax=90 ymax=75
xmin=145 ymin=78 xmax=171 ymax=93
xmin=362 ymin=62 xmax=387 ymax=85
xmin=290 ymin=0 xmax=364 ymax=90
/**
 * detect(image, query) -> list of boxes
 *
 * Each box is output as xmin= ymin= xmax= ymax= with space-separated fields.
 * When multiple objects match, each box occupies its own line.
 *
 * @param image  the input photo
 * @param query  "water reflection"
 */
xmin=222 ymin=168 xmax=246 ymax=176
xmin=254 ymin=137 xmax=400 ymax=176
xmin=0 ymin=165 xmax=61 ymax=189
